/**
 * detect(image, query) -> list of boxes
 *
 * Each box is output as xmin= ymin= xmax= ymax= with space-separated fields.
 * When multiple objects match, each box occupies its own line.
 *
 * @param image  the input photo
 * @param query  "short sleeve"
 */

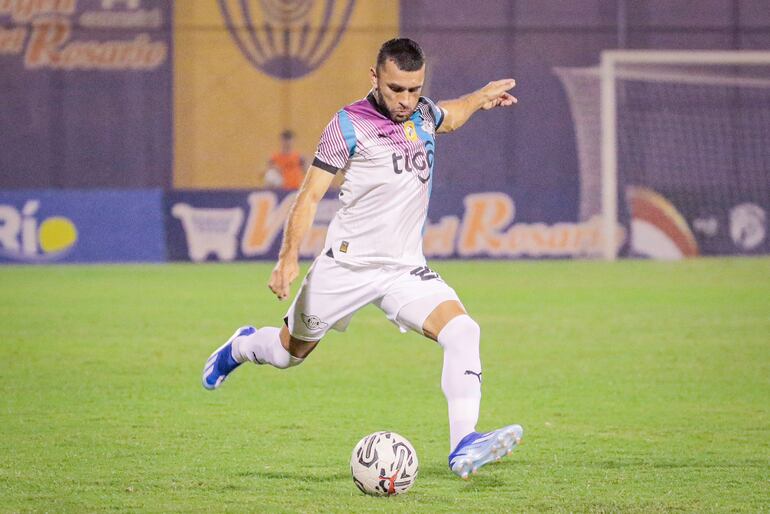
xmin=421 ymin=96 xmax=446 ymax=130
xmin=312 ymin=110 xmax=357 ymax=174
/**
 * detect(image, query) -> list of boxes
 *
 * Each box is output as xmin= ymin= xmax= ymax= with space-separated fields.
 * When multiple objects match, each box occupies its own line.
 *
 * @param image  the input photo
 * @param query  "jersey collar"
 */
xmin=366 ymin=90 xmax=391 ymax=119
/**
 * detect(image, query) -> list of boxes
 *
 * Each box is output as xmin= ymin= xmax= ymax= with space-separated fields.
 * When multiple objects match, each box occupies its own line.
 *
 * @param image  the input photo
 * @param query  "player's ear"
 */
xmin=369 ymin=66 xmax=378 ymax=90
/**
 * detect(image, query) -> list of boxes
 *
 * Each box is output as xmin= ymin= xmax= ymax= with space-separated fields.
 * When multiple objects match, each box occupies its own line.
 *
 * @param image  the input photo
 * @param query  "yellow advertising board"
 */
xmin=174 ymin=1 xmax=398 ymax=189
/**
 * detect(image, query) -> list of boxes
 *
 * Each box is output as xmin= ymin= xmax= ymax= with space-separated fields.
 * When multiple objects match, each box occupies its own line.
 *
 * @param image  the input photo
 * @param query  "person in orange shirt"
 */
xmin=265 ymin=130 xmax=306 ymax=190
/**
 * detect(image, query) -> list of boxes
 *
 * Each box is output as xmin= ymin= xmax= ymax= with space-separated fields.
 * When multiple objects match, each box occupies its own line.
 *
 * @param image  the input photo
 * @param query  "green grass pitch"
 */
xmin=1 ymin=258 xmax=768 ymax=512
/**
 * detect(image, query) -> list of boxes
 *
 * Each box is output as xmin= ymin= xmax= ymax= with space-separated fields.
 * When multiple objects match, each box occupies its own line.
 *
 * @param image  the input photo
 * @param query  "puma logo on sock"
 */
xmin=464 ymin=370 xmax=482 ymax=383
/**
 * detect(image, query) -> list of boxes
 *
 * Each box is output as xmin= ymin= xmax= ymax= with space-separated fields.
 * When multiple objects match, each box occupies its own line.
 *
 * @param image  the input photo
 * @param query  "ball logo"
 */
xmin=218 ymin=0 xmax=356 ymax=80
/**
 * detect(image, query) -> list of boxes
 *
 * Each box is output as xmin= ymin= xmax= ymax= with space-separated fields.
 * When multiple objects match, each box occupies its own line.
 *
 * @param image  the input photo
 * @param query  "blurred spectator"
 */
xmin=264 ymin=130 xmax=305 ymax=189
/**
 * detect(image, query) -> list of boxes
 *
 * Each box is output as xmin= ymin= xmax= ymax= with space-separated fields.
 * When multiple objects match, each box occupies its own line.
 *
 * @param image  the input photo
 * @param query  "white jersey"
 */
xmin=313 ymin=92 xmax=445 ymax=266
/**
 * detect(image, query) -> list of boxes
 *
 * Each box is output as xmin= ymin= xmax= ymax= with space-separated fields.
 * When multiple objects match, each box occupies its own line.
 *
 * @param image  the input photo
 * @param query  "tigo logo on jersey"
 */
xmin=0 ymin=200 xmax=78 ymax=262
xmin=391 ymin=140 xmax=434 ymax=183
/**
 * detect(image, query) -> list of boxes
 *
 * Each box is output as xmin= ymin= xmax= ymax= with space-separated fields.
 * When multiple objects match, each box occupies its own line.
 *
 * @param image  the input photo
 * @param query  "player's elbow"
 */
xmin=438 ymin=118 xmax=459 ymax=133
xmin=297 ymin=184 xmax=325 ymax=207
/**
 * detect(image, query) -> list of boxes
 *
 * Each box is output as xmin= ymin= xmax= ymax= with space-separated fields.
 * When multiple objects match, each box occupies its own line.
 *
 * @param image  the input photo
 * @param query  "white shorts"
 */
xmin=285 ymin=254 xmax=461 ymax=341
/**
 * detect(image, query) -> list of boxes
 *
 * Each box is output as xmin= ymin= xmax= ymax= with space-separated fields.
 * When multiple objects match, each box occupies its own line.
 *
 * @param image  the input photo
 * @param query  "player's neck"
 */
xmin=366 ymin=91 xmax=393 ymax=121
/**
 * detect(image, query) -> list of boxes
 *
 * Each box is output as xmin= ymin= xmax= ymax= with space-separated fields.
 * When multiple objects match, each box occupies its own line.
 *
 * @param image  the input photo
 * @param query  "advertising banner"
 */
xmin=165 ymin=190 xmax=340 ymax=262
xmin=624 ymin=186 xmax=770 ymax=258
xmin=0 ymin=0 xmax=173 ymax=189
xmin=0 ymin=189 xmax=165 ymax=263
xmin=165 ymin=188 xmax=621 ymax=262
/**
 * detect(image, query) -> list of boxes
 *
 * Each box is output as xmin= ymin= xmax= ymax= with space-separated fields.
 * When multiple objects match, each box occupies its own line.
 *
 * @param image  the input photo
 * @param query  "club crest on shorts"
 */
xmin=301 ymin=313 xmax=328 ymax=330
xmin=218 ymin=0 xmax=356 ymax=80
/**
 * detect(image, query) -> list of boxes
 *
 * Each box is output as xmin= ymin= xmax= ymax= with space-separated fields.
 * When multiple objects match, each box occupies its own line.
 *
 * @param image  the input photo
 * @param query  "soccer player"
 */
xmin=203 ymin=38 xmax=523 ymax=479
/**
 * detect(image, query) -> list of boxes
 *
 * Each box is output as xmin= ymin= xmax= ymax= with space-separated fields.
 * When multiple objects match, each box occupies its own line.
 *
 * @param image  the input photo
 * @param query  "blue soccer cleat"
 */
xmin=448 ymin=424 xmax=524 ymax=479
xmin=202 ymin=326 xmax=255 ymax=390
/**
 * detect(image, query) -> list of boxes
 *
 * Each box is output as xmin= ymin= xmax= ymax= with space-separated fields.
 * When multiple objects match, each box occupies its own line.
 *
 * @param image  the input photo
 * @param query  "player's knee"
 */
xmin=271 ymin=342 xmax=309 ymax=369
xmin=280 ymin=326 xmax=318 ymax=363
xmin=274 ymin=335 xmax=317 ymax=369
xmin=273 ymin=354 xmax=304 ymax=369
xmin=437 ymin=314 xmax=480 ymax=352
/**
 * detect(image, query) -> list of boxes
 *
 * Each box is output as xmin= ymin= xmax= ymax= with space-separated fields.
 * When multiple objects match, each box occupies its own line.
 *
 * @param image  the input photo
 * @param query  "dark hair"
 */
xmin=376 ymin=38 xmax=424 ymax=72
xmin=280 ymin=129 xmax=294 ymax=139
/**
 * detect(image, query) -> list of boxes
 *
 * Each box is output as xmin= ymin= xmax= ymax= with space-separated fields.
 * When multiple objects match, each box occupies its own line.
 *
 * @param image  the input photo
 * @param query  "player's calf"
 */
xmin=232 ymin=325 xmax=312 ymax=368
xmin=202 ymin=325 xmax=308 ymax=391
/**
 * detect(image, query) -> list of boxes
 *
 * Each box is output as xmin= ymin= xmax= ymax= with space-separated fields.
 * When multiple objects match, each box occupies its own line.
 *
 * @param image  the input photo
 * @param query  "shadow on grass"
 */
xmin=418 ymin=463 xmax=509 ymax=490
xmin=236 ymin=464 xmax=515 ymax=490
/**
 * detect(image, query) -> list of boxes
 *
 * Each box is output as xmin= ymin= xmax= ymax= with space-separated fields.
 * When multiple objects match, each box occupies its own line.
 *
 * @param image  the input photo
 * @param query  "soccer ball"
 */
xmin=350 ymin=431 xmax=419 ymax=496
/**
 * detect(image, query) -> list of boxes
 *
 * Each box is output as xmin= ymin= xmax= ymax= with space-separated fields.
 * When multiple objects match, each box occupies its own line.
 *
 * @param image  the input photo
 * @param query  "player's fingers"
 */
xmin=277 ymin=271 xmax=295 ymax=300
xmin=500 ymin=92 xmax=517 ymax=106
xmin=268 ymin=273 xmax=284 ymax=298
xmin=279 ymin=278 xmax=294 ymax=300
xmin=490 ymin=78 xmax=516 ymax=92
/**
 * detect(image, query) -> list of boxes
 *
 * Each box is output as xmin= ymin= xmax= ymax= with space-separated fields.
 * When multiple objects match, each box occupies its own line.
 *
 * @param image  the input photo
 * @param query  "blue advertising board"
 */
xmin=165 ymin=188 xmax=616 ymax=262
xmin=0 ymin=189 xmax=165 ymax=263
xmin=165 ymin=190 xmax=342 ymax=262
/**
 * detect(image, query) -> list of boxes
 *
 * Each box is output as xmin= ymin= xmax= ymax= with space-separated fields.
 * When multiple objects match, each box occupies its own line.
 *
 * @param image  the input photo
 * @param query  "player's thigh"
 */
xmin=378 ymin=265 xmax=464 ymax=339
xmin=285 ymin=256 xmax=380 ymax=342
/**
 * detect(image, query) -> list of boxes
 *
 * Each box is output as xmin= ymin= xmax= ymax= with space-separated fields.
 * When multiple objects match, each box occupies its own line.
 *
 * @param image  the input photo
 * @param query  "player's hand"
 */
xmin=268 ymin=258 xmax=299 ymax=301
xmin=479 ymin=79 xmax=517 ymax=110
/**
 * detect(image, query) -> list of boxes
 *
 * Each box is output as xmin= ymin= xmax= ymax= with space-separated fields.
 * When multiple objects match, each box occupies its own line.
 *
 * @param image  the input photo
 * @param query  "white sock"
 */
xmin=437 ymin=315 xmax=482 ymax=451
xmin=231 ymin=326 xmax=304 ymax=369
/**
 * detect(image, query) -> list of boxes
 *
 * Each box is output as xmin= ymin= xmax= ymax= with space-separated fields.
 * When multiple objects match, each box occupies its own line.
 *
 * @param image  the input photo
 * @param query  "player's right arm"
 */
xmin=437 ymin=79 xmax=517 ymax=133
xmin=268 ymin=110 xmax=353 ymax=300
xmin=269 ymin=165 xmax=335 ymax=300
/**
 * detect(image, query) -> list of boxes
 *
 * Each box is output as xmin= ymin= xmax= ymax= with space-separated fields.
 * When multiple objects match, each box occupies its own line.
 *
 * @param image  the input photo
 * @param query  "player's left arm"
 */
xmin=436 ymin=79 xmax=517 ymax=134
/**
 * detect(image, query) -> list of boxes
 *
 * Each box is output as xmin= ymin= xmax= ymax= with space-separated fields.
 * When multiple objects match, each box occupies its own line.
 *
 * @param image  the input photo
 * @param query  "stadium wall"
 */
xmin=1 ymin=1 xmax=768 ymax=261
xmin=0 ymin=0 xmax=173 ymax=189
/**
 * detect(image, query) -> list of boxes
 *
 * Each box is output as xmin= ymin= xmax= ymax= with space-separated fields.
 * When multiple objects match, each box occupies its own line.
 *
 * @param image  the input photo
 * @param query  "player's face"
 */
xmin=370 ymin=59 xmax=425 ymax=123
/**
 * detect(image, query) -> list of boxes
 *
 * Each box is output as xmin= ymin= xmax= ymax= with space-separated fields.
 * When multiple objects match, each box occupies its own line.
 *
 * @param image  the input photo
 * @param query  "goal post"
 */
xmin=557 ymin=50 xmax=770 ymax=260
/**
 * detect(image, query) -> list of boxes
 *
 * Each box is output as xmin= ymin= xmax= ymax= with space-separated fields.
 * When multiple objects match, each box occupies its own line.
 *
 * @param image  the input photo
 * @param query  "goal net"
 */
xmin=556 ymin=51 xmax=770 ymax=260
